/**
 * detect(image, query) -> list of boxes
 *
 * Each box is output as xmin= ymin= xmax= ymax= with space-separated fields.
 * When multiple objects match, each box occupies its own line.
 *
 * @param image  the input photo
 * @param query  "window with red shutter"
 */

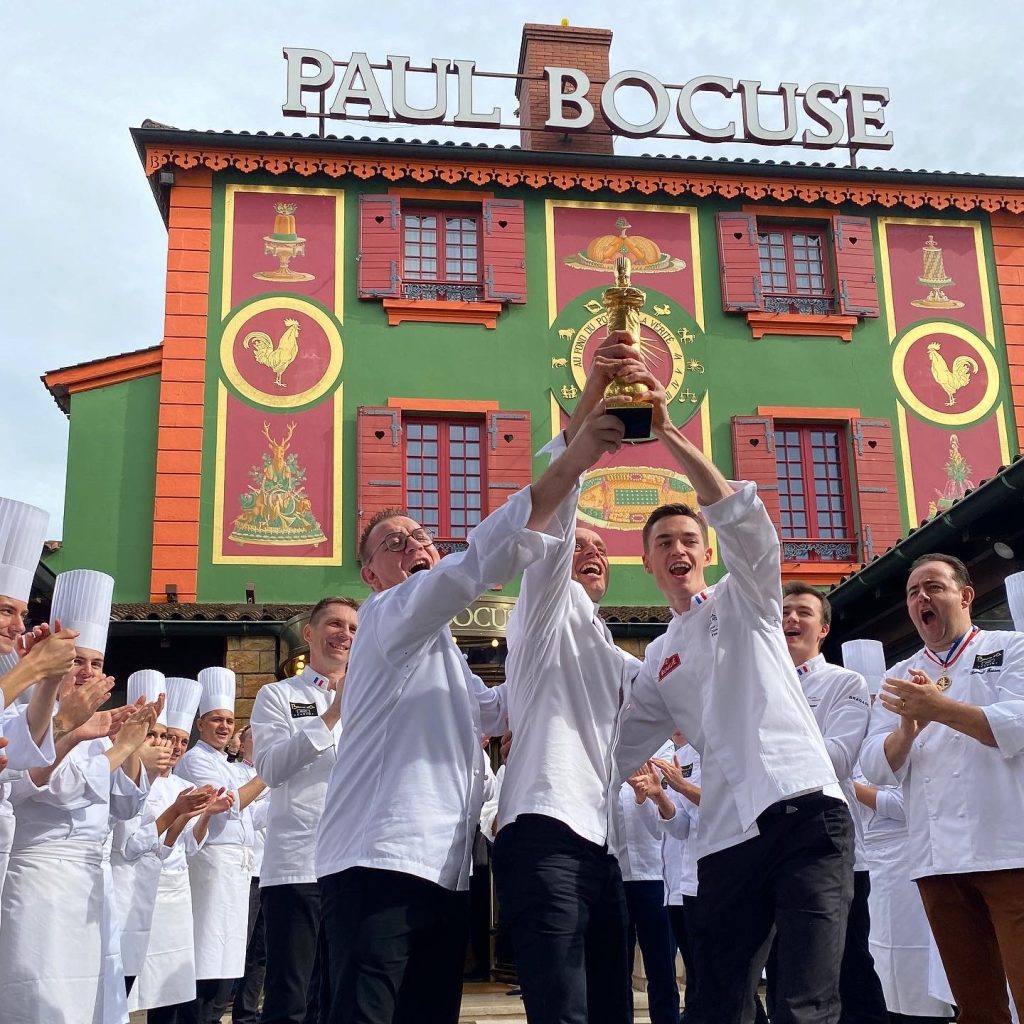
xmin=484 ymin=410 xmax=533 ymax=515
xmin=730 ymin=416 xmax=782 ymax=526
xmin=717 ymin=213 xmax=762 ymax=312
xmin=833 ymin=216 xmax=880 ymax=317
xmin=850 ymin=417 xmax=903 ymax=560
xmin=356 ymin=406 xmax=404 ymax=555
xmin=360 ymin=194 xmax=526 ymax=326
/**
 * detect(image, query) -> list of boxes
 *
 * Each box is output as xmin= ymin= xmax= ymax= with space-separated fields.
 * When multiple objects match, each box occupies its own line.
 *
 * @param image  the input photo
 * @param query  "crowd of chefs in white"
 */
xmin=0 ymin=339 xmax=1021 ymax=1024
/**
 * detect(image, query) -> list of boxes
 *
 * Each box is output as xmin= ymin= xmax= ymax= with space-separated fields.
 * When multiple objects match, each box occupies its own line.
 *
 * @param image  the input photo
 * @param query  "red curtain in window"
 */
xmin=484 ymin=410 xmax=533 ymax=514
xmin=355 ymin=407 xmax=404 ymax=551
xmin=357 ymin=195 xmax=402 ymax=298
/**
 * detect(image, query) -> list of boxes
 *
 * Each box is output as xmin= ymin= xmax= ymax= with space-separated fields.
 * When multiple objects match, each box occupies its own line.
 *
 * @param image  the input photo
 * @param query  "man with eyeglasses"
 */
xmin=315 ymin=407 xmax=626 ymax=1024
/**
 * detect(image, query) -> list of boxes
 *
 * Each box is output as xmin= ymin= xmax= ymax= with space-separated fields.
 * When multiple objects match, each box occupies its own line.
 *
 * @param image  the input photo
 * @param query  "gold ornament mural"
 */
xmin=926 ymin=341 xmax=979 ymax=407
xmin=912 ymin=235 xmax=964 ymax=309
xmin=254 ymin=203 xmax=316 ymax=283
xmin=243 ymin=318 xmax=301 ymax=388
xmin=563 ymin=218 xmax=687 ymax=274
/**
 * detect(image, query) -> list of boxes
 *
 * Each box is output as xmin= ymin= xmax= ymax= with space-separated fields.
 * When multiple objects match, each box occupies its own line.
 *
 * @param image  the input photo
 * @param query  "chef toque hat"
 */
xmin=127 ymin=669 xmax=167 ymax=725
xmin=0 ymin=498 xmax=49 ymax=604
xmin=165 ymin=677 xmax=202 ymax=733
xmin=49 ymin=569 xmax=115 ymax=656
xmin=197 ymin=666 xmax=236 ymax=716
xmin=841 ymin=639 xmax=887 ymax=696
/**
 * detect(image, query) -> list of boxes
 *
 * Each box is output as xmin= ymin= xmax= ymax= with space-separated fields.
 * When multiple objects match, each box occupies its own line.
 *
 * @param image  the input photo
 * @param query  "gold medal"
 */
xmin=936 ymin=675 xmax=952 ymax=692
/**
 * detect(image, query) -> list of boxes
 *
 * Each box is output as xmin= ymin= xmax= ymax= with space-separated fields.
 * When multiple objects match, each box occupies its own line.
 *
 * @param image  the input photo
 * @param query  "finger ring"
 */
xmin=900 ymin=698 xmax=907 ymax=709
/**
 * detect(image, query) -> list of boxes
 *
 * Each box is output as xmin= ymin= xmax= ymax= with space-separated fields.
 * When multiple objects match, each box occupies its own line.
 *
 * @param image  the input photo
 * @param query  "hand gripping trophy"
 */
xmin=601 ymin=255 xmax=653 ymax=439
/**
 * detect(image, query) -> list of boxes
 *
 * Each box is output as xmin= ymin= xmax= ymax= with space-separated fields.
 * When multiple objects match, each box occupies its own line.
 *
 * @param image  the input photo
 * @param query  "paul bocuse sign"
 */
xmin=282 ymin=48 xmax=894 ymax=152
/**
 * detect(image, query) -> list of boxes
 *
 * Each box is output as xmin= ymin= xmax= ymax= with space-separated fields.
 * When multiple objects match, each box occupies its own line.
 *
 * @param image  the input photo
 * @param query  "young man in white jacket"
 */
xmin=316 ymin=408 xmax=625 ymax=1024
xmin=614 ymin=374 xmax=852 ymax=1024
xmin=251 ymin=595 xmax=357 ymax=1023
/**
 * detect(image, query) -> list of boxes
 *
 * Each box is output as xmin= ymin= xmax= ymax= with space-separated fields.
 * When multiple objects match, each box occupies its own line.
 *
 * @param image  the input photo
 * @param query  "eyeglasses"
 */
xmin=366 ymin=527 xmax=435 ymax=563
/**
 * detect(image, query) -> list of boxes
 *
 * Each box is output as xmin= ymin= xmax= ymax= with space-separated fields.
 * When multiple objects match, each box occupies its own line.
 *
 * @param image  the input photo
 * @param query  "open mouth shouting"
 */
xmin=668 ymin=558 xmax=692 ymax=580
xmin=407 ymin=556 xmax=432 ymax=574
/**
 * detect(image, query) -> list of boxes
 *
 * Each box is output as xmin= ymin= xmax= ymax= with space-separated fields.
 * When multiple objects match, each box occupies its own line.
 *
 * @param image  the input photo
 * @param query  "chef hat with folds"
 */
xmin=165 ymin=677 xmax=202 ymax=733
xmin=198 ymin=666 xmax=236 ymax=716
xmin=0 ymin=498 xmax=49 ymax=604
xmin=128 ymin=670 xmax=167 ymax=725
xmin=841 ymin=639 xmax=887 ymax=696
xmin=49 ymin=569 xmax=115 ymax=656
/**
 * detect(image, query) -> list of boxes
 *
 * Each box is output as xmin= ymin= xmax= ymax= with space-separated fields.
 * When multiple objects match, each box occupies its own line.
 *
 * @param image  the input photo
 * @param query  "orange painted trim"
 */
xmin=387 ymin=187 xmax=494 ymax=201
xmin=991 ymin=212 xmax=1024 ymax=452
xmin=43 ymin=347 xmax=163 ymax=413
xmin=146 ymin=144 xmax=1024 ymax=214
xmin=387 ymin=397 xmax=499 ymax=412
xmin=781 ymin=562 xmax=861 ymax=586
xmin=747 ymin=311 xmax=858 ymax=341
xmin=757 ymin=405 xmax=862 ymax=420
xmin=382 ymin=297 xmax=503 ymax=329
xmin=741 ymin=205 xmax=836 ymax=220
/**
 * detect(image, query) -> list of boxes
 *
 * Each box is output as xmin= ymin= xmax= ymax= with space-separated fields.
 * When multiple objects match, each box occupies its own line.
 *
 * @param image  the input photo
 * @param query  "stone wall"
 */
xmin=226 ymin=634 xmax=279 ymax=724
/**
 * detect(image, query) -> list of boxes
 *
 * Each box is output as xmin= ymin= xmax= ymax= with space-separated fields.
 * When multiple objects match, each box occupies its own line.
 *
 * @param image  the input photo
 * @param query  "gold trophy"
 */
xmin=602 ymin=255 xmax=653 ymax=439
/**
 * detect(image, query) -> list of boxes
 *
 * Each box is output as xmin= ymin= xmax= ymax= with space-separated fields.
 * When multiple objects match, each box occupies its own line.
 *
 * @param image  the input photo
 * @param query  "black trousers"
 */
xmin=181 ymin=978 xmax=235 ymax=1024
xmin=692 ymin=792 xmax=854 ymax=1024
xmin=319 ymin=866 xmax=469 ymax=1024
xmin=233 ymin=876 xmax=267 ymax=1023
xmin=492 ymin=814 xmax=631 ymax=1024
xmin=261 ymin=881 xmax=329 ymax=1024
xmin=623 ymin=880 xmax=679 ymax=1024
xmin=669 ymin=899 xmax=701 ymax=1024
xmin=838 ymin=871 xmax=889 ymax=1024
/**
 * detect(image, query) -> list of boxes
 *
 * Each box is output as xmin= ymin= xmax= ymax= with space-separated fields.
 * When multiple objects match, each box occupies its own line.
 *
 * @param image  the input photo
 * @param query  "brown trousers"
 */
xmin=917 ymin=868 xmax=1024 ymax=1024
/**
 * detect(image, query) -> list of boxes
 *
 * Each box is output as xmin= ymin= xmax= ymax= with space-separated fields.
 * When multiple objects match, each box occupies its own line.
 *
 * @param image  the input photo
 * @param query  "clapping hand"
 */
xmin=627 ymin=761 xmax=663 ymax=805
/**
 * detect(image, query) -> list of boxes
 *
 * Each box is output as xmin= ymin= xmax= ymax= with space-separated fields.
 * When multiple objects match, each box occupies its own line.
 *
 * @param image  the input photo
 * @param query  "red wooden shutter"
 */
xmin=356 ymin=407 xmax=404 ymax=550
xmin=851 ymin=417 xmax=903 ymax=561
xmin=482 ymin=199 xmax=527 ymax=304
xmin=716 ymin=212 xmax=763 ymax=312
xmin=485 ymin=410 xmax=532 ymax=513
xmin=833 ymin=215 xmax=879 ymax=317
xmin=730 ymin=415 xmax=781 ymax=526
xmin=358 ymin=195 xmax=402 ymax=298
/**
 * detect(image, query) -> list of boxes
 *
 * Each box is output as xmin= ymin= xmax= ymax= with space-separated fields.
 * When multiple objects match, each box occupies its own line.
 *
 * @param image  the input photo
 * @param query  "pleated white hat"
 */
xmin=0 ymin=498 xmax=48 ymax=604
xmin=49 ymin=569 xmax=115 ymax=655
xmin=198 ymin=666 xmax=236 ymax=716
xmin=128 ymin=669 xmax=167 ymax=725
xmin=841 ymin=639 xmax=887 ymax=696
xmin=165 ymin=677 xmax=202 ymax=733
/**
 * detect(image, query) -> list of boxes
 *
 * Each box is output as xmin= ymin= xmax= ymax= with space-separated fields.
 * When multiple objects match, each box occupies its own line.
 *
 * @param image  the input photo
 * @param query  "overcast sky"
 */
xmin=4 ymin=0 xmax=1022 ymax=538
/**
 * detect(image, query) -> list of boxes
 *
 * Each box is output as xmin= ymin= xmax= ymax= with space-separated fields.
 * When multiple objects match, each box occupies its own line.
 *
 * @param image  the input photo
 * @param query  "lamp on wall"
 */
xmin=164 ymin=583 xmax=178 ymax=604
xmin=1005 ymin=571 xmax=1024 ymax=632
xmin=245 ymin=581 xmax=256 ymax=605
xmin=158 ymin=170 xmax=175 ymax=187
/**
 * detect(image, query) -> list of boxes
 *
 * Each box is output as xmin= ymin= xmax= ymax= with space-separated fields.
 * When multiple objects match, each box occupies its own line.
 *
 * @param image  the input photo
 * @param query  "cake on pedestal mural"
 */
xmin=879 ymin=219 xmax=1012 ymax=525
xmin=545 ymin=201 xmax=710 ymax=562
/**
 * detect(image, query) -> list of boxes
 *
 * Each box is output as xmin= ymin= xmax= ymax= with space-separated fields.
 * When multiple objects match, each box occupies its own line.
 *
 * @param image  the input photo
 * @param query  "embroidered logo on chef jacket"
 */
xmin=848 ymin=694 xmax=869 ymax=707
xmin=289 ymin=702 xmax=318 ymax=719
xmin=972 ymin=650 xmax=1004 ymax=672
xmin=679 ymin=762 xmax=693 ymax=778
xmin=659 ymin=653 xmax=681 ymax=682
xmin=806 ymin=696 xmax=822 ymax=708
xmin=708 ymin=611 xmax=719 ymax=638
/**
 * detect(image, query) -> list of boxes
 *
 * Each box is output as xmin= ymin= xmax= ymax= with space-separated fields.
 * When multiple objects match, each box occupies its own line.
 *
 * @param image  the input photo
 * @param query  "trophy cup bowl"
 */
xmin=602 ymin=256 xmax=653 ymax=440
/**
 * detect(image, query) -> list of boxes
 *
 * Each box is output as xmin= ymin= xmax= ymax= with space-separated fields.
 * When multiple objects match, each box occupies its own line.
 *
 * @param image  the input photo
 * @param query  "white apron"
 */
xmin=100 ymin=848 xmax=130 ymax=1024
xmin=129 ymin=867 xmax=197 ymax=1010
xmin=0 ymin=809 xmax=14 ymax=926
xmin=865 ymin=830 xmax=953 ymax=1017
xmin=112 ymin=846 xmax=163 ymax=976
xmin=189 ymin=842 xmax=252 ymax=979
xmin=0 ymin=839 xmax=106 ymax=1024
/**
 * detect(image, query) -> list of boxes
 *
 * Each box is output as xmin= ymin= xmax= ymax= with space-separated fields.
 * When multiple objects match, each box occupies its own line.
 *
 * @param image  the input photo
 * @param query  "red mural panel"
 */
xmin=229 ymin=190 xmax=339 ymax=312
xmin=218 ymin=394 xmax=338 ymax=561
xmin=547 ymin=202 xmax=707 ymax=560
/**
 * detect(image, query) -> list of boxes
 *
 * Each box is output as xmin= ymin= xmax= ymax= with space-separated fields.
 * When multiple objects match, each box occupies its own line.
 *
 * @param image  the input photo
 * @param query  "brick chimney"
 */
xmin=516 ymin=23 xmax=613 ymax=155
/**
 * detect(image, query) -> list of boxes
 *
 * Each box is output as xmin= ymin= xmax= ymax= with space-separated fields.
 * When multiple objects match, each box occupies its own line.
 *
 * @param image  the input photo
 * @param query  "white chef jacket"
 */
xmin=614 ymin=739 xmax=675 ymax=882
xmin=233 ymin=759 xmax=268 ymax=876
xmin=315 ymin=484 xmax=565 ymax=891
xmin=9 ymin=737 xmax=148 ymax=846
xmin=499 ymin=435 xmax=641 ymax=846
xmin=797 ymin=654 xmax=871 ymax=870
xmin=642 ymin=743 xmax=701 ymax=904
xmin=142 ymin=773 xmax=206 ymax=872
xmin=0 ymin=704 xmax=54 ymax=851
xmin=175 ymin=740 xmax=256 ymax=848
xmin=251 ymin=666 xmax=341 ymax=886
xmin=615 ymin=481 xmax=843 ymax=861
xmin=860 ymin=628 xmax=1024 ymax=880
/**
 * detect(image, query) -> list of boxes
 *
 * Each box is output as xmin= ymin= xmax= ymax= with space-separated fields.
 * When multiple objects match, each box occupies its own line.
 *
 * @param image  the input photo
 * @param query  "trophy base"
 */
xmin=607 ymin=402 xmax=653 ymax=440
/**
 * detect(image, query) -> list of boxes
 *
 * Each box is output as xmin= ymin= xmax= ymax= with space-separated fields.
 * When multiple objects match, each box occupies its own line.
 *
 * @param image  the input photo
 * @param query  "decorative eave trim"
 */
xmin=42 ymin=346 xmax=163 ymax=415
xmin=144 ymin=145 xmax=1024 ymax=214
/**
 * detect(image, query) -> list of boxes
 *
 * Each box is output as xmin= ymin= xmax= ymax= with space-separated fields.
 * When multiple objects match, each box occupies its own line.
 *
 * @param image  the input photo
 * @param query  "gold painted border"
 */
xmin=895 ymin=405 xmax=919 ymax=526
xmin=877 ymin=217 xmax=994 ymax=345
xmin=891 ymin=321 xmax=1001 ymax=428
xmin=212 ymin=381 xmax=344 ymax=566
xmin=220 ymin=296 xmax=343 ymax=409
xmin=222 ymin=184 xmax=345 ymax=322
xmin=544 ymin=200 xmax=704 ymax=331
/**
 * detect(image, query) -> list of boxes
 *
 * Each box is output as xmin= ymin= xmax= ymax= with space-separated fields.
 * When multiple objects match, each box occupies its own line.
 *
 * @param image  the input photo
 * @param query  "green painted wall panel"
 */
xmin=60 ymin=375 xmax=159 ymax=601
